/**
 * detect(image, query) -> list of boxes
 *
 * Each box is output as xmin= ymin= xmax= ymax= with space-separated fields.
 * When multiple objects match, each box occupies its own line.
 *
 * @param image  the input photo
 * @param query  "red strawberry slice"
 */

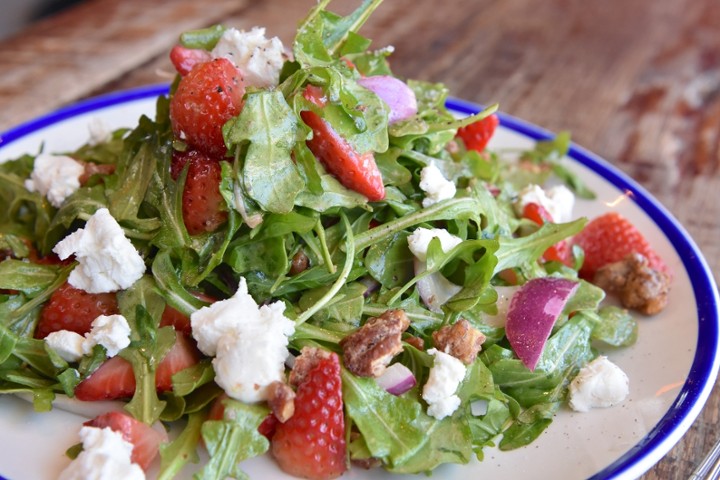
xmin=34 ymin=282 xmax=119 ymax=339
xmin=155 ymin=331 xmax=202 ymax=391
xmin=75 ymin=331 xmax=201 ymax=400
xmin=171 ymin=149 xmax=228 ymax=235
xmin=522 ymin=202 xmax=572 ymax=265
xmin=74 ymin=356 xmax=135 ymax=401
xmin=169 ymin=57 xmax=245 ymax=157
xmin=572 ymin=211 xmax=669 ymax=279
xmin=169 ymin=45 xmax=212 ymax=76
xmin=85 ymin=411 xmax=168 ymax=471
xmin=301 ymin=109 xmax=385 ymax=201
xmin=456 ymin=113 xmax=499 ymax=152
xmin=271 ymin=351 xmax=346 ymax=480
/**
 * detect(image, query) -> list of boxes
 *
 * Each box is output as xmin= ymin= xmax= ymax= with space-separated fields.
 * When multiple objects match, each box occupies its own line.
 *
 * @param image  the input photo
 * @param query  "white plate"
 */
xmin=0 ymin=86 xmax=718 ymax=480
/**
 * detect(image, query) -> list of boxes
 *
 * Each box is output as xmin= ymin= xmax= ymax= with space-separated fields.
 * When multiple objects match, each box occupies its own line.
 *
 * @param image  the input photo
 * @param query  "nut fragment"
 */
xmin=432 ymin=319 xmax=486 ymax=364
xmin=593 ymin=253 xmax=670 ymax=315
xmin=266 ymin=381 xmax=295 ymax=423
xmin=340 ymin=309 xmax=410 ymax=377
xmin=288 ymin=346 xmax=333 ymax=387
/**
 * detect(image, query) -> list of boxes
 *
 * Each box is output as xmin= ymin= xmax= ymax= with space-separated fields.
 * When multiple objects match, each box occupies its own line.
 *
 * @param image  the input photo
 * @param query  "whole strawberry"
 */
xmin=271 ymin=351 xmax=347 ymax=480
xmin=572 ymin=211 xmax=670 ymax=279
xmin=34 ymin=282 xmax=118 ymax=339
xmin=169 ymin=58 xmax=244 ymax=157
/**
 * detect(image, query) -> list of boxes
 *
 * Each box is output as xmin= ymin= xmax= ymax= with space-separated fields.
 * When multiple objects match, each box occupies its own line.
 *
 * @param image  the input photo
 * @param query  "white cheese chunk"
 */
xmin=58 ymin=426 xmax=144 ymax=480
xmin=24 ymin=154 xmax=85 ymax=208
xmin=422 ymin=348 xmax=466 ymax=419
xmin=568 ymin=356 xmax=630 ymax=412
xmin=53 ymin=208 xmax=145 ymax=294
xmin=212 ymin=27 xmax=285 ymax=88
xmin=419 ymin=163 xmax=456 ymax=207
xmin=517 ymin=184 xmax=575 ymax=223
xmin=44 ymin=330 xmax=86 ymax=363
xmin=191 ymin=278 xmax=295 ymax=403
xmin=44 ymin=314 xmax=131 ymax=362
xmin=407 ymin=227 xmax=463 ymax=262
xmin=84 ymin=314 xmax=132 ymax=357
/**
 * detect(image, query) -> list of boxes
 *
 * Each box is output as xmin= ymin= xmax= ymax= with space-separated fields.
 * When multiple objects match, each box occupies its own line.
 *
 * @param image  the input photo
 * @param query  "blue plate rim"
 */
xmin=0 ymin=86 xmax=718 ymax=480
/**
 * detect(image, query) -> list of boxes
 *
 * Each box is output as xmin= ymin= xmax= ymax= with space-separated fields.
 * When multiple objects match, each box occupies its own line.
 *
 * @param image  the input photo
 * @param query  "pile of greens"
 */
xmin=0 ymin=0 xmax=637 ymax=478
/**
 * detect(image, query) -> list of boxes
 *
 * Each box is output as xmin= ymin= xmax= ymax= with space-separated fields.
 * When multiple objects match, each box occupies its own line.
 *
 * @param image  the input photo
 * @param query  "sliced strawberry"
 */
xmin=271 ymin=351 xmax=346 ymax=480
xmin=301 ymin=109 xmax=385 ymax=201
xmin=303 ymin=84 xmax=328 ymax=108
xmin=85 ymin=411 xmax=168 ymax=471
xmin=169 ymin=58 xmax=244 ymax=157
xmin=160 ymin=291 xmax=215 ymax=335
xmin=75 ymin=355 xmax=135 ymax=401
xmin=171 ymin=149 xmax=228 ymax=235
xmin=456 ymin=113 xmax=499 ymax=152
xmin=572 ymin=211 xmax=669 ymax=279
xmin=155 ymin=331 xmax=202 ymax=392
xmin=522 ymin=202 xmax=572 ymax=265
xmin=34 ymin=282 xmax=118 ymax=339
xmin=169 ymin=45 xmax=212 ymax=76
xmin=75 ymin=331 xmax=201 ymax=400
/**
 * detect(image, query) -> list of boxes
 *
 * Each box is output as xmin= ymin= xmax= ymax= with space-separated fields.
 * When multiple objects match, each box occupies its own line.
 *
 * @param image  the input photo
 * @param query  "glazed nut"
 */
xmin=267 ymin=381 xmax=296 ymax=423
xmin=432 ymin=319 xmax=486 ymax=364
xmin=340 ymin=309 xmax=411 ymax=377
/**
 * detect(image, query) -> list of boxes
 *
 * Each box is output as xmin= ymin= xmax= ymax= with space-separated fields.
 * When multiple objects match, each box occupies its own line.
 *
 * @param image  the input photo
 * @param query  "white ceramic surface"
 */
xmin=0 ymin=86 xmax=717 ymax=480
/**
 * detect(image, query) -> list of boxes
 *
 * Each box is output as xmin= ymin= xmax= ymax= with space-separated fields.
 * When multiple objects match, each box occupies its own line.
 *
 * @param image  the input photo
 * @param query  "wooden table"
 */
xmin=0 ymin=0 xmax=718 ymax=478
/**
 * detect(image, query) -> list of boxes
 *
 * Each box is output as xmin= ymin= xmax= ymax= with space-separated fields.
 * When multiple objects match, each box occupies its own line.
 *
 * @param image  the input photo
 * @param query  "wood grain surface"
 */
xmin=0 ymin=0 xmax=719 ymax=478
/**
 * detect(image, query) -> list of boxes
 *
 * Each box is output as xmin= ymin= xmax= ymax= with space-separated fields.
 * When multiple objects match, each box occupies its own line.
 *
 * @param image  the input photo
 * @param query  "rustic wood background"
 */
xmin=0 ymin=0 xmax=718 ymax=478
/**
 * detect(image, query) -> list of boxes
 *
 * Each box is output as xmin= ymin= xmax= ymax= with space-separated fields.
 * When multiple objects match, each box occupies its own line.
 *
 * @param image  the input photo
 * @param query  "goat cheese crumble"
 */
xmin=517 ymin=184 xmax=575 ymax=223
xmin=419 ymin=163 xmax=456 ymax=207
xmin=568 ymin=356 xmax=630 ymax=412
xmin=45 ymin=314 xmax=132 ymax=362
xmin=212 ymin=27 xmax=285 ymax=88
xmin=191 ymin=278 xmax=295 ymax=403
xmin=52 ymin=208 xmax=145 ymax=294
xmin=407 ymin=227 xmax=463 ymax=262
xmin=58 ymin=426 xmax=144 ymax=480
xmin=24 ymin=154 xmax=85 ymax=208
xmin=422 ymin=348 xmax=466 ymax=419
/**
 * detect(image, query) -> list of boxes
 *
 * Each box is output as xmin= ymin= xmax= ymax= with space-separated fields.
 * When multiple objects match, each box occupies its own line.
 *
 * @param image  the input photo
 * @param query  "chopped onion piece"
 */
xmin=414 ymin=259 xmax=462 ymax=313
xmin=505 ymin=277 xmax=579 ymax=371
xmin=375 ymin=362 xmax=416 ymax=396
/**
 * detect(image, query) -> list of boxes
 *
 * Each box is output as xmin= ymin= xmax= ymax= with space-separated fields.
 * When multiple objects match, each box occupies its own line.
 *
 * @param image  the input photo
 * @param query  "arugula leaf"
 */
xmin=225 ymin=91 xmax=304 ymax=214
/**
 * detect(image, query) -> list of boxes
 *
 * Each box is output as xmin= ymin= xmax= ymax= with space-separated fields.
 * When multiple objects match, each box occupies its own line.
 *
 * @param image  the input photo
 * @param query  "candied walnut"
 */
xmin=289 ymin=250 xmax=310 ymax=276
xmin=340 ymin=309 xmax=410 ymax=377
xmin=403 ymin=335 xmax=425 ymax=350
xmin=288 ymin=346 xmax=333 ymax=388
xmin=432 ymin=319 xmax=486 ymax=364
xmin=593 ymin=253 xmax=670 ymax=315
xmin=266 ymin=381 xmax=296 ymax=423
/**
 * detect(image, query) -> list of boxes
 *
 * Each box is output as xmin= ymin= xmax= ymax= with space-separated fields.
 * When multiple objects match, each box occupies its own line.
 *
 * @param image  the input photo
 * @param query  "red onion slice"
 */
xmin=505 ymin=277 xmax=579 ymax=371
xmin=357 ymin=75 xmax=418 ymax=124
xmin=375 ymin=362 xmax=417 ymax=395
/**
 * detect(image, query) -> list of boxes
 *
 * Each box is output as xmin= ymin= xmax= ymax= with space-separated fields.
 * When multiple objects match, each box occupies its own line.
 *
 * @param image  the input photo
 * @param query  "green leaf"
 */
xmin=225 ymin=91 xmax=303 ymax=214
xmin=158 ymin=411 xmax=203 ymax=480
xmin=197 ymin=400 xmax=270 ymax=480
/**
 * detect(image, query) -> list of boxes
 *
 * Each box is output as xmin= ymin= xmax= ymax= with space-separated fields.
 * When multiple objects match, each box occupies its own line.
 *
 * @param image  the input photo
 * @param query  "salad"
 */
xmin=0 ymin=1 xmax=673 ymax=479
